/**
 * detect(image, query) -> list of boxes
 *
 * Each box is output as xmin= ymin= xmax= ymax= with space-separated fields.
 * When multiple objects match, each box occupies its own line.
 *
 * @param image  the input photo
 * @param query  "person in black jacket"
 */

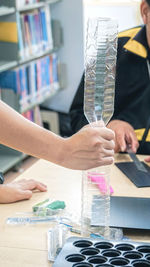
xmin=70 ymin=0 xmax=150 ymax=162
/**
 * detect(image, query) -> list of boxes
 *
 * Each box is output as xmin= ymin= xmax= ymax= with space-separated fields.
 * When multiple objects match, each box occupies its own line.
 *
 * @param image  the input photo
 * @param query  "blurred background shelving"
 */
xmin=0 ymin=0 xmax=62 ymax=173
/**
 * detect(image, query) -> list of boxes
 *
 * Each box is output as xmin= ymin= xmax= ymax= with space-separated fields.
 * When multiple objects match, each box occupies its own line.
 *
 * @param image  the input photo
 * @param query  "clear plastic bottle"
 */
xmin=81 ymin=165 xmax=111 ymax=238
xmin=82 ymin=17 xmax=118 ymax=239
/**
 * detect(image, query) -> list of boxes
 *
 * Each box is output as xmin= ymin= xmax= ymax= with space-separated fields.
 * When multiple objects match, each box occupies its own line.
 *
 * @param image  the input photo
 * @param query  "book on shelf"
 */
xmin=44 ymin=6 xmax=53 ymax=50
xmin=24 ymin=13 xmax=33 ymax=56
xmin=19 ymin=67 xmax=29 ymax=107
xmin=22 ymin=109 xmax=34 ymax=122
xmin=22 ymin=105 xmax=43 ymax=126
xmin=0 ymin=16 xmax=18 ymax=44
xmin=28 ymin=12 xmax=38 ymax=54
xmin=0 ymin=53 xmax=59 ymax=111
xmin=26 ymin=61 xmax=37 ymax=100
xmin=36 ymin=58 xmax=42 ymax=95
xmin=16 ymin=12 xmax=25 ymax=60
xmin=52 ymin=53 xmax=59 ymax=90
xmin=0 ymin=69 xmax=18 ymax=93
xmin=34 ymin=105 xmax=43 ymax=126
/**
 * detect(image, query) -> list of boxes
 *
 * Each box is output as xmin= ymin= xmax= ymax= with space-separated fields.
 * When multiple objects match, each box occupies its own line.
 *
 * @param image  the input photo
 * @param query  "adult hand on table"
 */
xmin=107 ymin=120 xmax=139 ymax=153
xmin=0 ymin=179 xmax=47 ymax=204
xmin=61 ymin=120 xmax=115 ymax=170
xmin=144 ymin=156 xmax=150 ymax=163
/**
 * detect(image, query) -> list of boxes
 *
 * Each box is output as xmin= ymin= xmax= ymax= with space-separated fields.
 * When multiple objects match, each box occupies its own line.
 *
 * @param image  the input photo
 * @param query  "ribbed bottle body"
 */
xmin=84 ymin=17 xmax=118 ymax=125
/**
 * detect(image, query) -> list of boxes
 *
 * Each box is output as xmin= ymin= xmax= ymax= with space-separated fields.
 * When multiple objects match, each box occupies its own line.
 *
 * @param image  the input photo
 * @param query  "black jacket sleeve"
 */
xmin=70 ymin=73 xmax=88 ymax=133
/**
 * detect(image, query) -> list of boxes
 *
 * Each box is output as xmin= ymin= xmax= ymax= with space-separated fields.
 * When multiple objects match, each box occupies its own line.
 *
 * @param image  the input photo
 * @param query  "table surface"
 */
xmin=1 ymin=154 xmax=150 ymax=267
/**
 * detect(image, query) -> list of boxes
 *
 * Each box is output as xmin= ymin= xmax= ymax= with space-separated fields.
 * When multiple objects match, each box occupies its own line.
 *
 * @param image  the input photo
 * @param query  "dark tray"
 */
xmin=52 ymin=236 xmax=150 ymax=267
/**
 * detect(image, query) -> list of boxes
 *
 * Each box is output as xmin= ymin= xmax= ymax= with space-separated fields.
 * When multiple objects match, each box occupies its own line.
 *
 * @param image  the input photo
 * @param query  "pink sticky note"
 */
xmin=88 ymin=172 xmax=114 ymax=195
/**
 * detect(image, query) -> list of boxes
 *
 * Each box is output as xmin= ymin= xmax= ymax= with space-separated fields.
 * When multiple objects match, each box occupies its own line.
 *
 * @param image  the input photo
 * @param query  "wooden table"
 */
xmin=1 ymin=154 xmax=150 ymax=266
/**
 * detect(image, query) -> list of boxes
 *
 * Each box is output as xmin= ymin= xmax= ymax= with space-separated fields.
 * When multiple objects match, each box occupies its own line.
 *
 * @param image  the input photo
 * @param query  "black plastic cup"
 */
xmin=66 ymin=254 xmax=85 ymax=263
xmin=102 ymin=249 xmax=121 ymax=258
xmin=81 ymin=248 xmax=100 ymax=256
xmin=88 ymin=255 xmax=107 ymax=264
xmin=94 ymin=242 xmax=113 ymax=250
xmin=137 ymin=246 xmax=150 ymax=254
xmin=74 ymin=240 xmax=93 ymax=248
xmin=73 ymin=263 xmax=93 ymax=267
xmin=115 ymin=243 xmax=134 ymax=252
xmin=110 ymin=257 xmax=129 ymax=266
xmin=124 ymin=251 xmax=142 ymax=260
xmin=132 ymin=259 xmax=150 ymax=267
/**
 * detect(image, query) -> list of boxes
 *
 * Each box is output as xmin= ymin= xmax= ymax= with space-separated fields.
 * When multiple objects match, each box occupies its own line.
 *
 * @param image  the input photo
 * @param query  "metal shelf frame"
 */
xmin=0 ymin=7 xmax=15 ymax=16
xmin=0 ymin=61 xmax=17 ymax=73
xmin=17 ymin=0 xmax=61 ymax=11
xmin=0 ymin=46 xmax=60 ymax=73
xmin=0 ymin=145 xmax=27 ymax=173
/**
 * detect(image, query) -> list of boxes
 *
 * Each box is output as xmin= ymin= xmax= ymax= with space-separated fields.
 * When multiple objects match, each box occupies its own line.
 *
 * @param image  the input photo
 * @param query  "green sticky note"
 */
xmin=47 ymin=200 xmax=66 ymax=210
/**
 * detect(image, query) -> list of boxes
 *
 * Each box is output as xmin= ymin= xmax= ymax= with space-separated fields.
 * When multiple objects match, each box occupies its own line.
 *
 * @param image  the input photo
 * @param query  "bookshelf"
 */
xmin=0 ymin=0 xmax=62 ymax=173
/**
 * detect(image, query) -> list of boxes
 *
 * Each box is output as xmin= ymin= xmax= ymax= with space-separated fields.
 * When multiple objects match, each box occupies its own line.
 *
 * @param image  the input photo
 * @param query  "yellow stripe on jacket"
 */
xmin=118 ymin=27 xmax=141 ymax=38
xmin=118 ymin=27 xmax=147 ymax=58
xmin=135 ymin=129 xmax=150 ymax=142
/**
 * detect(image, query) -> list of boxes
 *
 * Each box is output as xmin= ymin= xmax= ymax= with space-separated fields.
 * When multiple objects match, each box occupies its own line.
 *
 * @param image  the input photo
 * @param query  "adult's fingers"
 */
xmin=16 ymin=179 xmax=47 ymax=192
xmin=128 ymin=133 xmax=139 ymax=153
xmin=116 ymin=132 xmax=127 ymax=152
xmin=94 ymin=156 xmax=114 ymax=167
xmin=80 ymin=156 xmax=114 ymax=170
xmin=101 ymin=139 xmax=115 ymax=151
xmin=31 ymin=181 xmax=47 ymax=192
xmin=98 ymin=127 xmax=115 ymax=141
xmin=144 ymin=156 xmax=150 ymax=162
